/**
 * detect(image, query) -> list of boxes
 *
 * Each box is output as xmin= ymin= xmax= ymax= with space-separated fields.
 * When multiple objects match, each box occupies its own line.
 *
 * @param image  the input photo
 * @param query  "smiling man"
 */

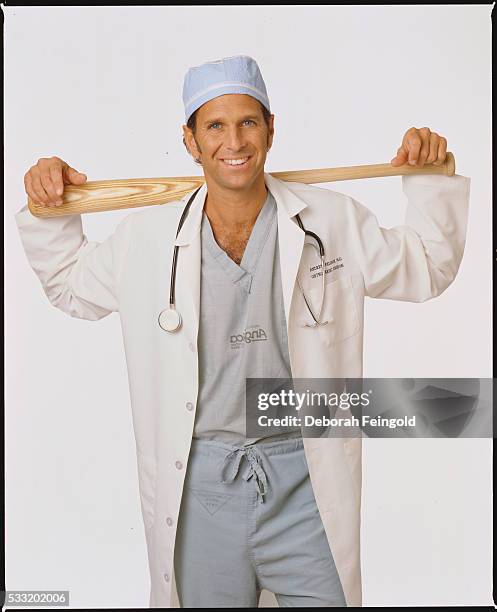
xmin=182 ymin=93 xmax=274 ymax=266
xmin=17 ymin=55 xmax=470 ymax=608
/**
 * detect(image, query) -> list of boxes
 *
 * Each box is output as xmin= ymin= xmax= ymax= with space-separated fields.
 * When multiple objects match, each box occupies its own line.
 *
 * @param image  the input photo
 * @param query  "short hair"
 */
xmin=182 ymin=100 xmax=272 ymax=165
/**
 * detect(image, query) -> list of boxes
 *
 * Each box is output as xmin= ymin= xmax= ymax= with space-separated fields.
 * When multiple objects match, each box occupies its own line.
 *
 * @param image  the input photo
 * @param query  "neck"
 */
xmin=203 ymin=174 xmax=268 ymax=230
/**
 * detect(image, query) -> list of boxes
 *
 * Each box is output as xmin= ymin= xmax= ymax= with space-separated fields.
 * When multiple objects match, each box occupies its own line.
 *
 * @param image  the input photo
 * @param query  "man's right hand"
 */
xmin=24 ymin=156 xmax=87 ymax=207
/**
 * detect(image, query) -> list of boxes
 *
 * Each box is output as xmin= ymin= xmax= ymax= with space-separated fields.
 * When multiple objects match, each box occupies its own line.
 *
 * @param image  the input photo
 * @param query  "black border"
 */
xmin=1 ymin=3 xmax=494 ymax=610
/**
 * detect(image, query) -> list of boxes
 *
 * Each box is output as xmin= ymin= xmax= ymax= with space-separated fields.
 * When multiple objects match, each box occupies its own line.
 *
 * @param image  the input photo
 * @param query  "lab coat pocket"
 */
xmin=136 ymin=450 xmax=157 ymax=531
xmin=302 ymin=275 xmax=360 ymax=345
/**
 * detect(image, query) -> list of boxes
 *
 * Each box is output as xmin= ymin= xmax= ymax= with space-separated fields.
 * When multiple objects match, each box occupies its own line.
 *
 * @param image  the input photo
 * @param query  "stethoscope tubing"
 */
xmin=160 ymin=186 xmax=327 ymax=331
xmin=169 ymin=186 xmax=202 ymax=307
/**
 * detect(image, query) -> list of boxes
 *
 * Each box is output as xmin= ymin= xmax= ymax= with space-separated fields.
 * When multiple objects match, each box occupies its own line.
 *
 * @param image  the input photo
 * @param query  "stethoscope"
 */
xmin=158 ymin=186 xmax=329 ymax=332
xmin=294 ymin=216 xmax=329 ymax=328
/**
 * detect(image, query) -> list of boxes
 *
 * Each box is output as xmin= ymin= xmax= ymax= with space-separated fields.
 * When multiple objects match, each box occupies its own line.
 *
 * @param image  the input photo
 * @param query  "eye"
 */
xmin=208 ymin=122 xmax=221 ymax=129
xmin=243 ymin=119 xmax=255 ymax=126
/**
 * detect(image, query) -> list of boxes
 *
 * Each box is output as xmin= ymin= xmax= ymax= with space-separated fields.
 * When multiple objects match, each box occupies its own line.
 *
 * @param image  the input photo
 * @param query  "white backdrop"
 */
xmin=5 ymin=5 xmax=492 ymax=608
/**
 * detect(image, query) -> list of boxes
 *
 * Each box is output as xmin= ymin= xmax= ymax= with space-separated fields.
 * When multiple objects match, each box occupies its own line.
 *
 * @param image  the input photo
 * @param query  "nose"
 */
xmin=224 ymin=125 xmax=246 ymax=152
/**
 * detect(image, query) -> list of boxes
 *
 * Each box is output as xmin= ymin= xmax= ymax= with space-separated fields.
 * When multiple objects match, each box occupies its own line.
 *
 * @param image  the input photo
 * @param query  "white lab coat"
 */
xmin=15 ymin=170 xmax=470 ymax=607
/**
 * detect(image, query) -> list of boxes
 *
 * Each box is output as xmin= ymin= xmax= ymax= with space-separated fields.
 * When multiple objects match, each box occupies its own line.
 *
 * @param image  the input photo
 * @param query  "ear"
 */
xmin=182 ymin=124 xmax=201 ymax=159
xmin=267 ymin=114 xmax=275 ymax=151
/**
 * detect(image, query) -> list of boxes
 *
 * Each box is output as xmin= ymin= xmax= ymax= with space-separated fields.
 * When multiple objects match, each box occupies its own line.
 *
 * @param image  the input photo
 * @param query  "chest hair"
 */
xmin=210 ymin=222 xmax=254 ymax=265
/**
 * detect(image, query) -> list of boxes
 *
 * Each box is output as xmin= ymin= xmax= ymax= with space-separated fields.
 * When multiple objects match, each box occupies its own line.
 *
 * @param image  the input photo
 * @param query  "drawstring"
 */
xmin=219 ymin=445 xmax=268 ymax=503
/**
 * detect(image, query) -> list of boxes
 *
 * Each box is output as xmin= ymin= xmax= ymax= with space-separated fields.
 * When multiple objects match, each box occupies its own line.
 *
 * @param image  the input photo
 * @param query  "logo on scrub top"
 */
xmin=230 ymin=325 xmax=268 ymax=349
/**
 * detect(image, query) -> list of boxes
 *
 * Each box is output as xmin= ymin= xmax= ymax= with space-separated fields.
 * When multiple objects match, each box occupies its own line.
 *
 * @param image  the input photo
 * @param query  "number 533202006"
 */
xmin=3 ymin=591 xmax=69 ymax=606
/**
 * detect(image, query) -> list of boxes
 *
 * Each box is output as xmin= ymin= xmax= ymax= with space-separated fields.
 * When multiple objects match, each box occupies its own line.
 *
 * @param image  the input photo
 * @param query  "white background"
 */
xmin=5 ymin=5 xmax=492 ymax=608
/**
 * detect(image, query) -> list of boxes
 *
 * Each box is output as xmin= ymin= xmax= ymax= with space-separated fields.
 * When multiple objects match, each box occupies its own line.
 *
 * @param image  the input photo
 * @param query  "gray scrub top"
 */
xmin=193 ymin=189 xmax=301 ymax=446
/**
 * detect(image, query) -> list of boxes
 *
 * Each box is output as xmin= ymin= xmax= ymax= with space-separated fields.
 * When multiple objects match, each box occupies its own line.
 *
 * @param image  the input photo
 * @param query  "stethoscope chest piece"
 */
xmin=158 ymin=308 xmax=182 ymax=333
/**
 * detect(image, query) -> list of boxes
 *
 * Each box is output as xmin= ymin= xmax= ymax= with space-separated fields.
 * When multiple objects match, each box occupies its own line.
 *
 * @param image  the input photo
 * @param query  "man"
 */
xmin=17 ymin=55 xmax=470 ymax=607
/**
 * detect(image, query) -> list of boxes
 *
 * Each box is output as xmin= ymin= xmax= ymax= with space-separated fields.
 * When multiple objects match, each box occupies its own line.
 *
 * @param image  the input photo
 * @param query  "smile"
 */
xmin=221 ymin=156 xmax=251 ymax=167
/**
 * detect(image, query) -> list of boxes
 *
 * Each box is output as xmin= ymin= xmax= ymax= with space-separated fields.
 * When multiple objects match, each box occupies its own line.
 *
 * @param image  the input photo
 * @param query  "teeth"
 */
xmin=223 ymin=157 xmax=249 ymax=166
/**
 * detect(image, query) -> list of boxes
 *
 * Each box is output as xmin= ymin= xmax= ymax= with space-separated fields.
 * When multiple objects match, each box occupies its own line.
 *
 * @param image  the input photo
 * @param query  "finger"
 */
xmin=24 ymin=173 xmax=44 ymax=207
xmin=29 ymin=170 xmax=52 ymax=206
xmin=407 ymin=135 xmax=422 ymax=165
xmin=416 ymin=127 xmax=431 ymax=166
xmin=49 ymin=165 xmax=64 ymax=204
xmin=39 ymin=170 xmax=59 ymax=205
xmin=434 ymin=136 xmax=447 ymax=165
xmin=426 ymin=133 xmax=439 ymax=164
xmin=390 ymin=146 xmax=408 ymax=166
xmin=62 ymin=164 xmax=87 ymax=185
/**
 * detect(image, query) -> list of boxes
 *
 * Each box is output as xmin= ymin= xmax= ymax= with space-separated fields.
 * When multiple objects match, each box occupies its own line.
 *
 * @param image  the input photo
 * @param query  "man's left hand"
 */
xmin=390 ymin=127 xmax=447 ymax=167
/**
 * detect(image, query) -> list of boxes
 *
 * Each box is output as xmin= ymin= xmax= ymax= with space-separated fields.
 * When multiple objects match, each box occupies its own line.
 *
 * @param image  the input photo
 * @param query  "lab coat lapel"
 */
xmin=172 ymin=183 xmax=207 ymax=332
xmin=264 ymin=172 xmax=307 ymax=325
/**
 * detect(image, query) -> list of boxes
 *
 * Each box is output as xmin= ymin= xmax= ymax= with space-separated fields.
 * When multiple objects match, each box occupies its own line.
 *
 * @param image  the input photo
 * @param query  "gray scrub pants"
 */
xmin=174 ymin=437 xmax=347 ymax=607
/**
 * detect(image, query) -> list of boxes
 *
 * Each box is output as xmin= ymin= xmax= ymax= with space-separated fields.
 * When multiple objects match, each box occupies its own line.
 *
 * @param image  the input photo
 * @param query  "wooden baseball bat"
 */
xmin=27 ymin=152 xmax=456 ymax=218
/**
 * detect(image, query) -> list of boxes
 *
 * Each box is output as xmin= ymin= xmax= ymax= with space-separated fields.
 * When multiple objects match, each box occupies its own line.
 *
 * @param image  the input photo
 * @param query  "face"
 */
xmin=182 ymin=94 xmax=274 ymax=193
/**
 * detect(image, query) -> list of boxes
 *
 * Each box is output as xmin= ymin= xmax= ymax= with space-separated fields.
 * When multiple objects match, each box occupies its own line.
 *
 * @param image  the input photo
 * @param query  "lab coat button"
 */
xmin=175 ymin=460 xmax=183 ymax=470
xmin=164 ymin=573 xmax=170 ymax=582
xmin=186 ymin=402 xmax=193 ymax=411
xmin=188 ymin=342 xmax=195 ymax=352
xmin=166 ymin=517 xmax=173 ymax=526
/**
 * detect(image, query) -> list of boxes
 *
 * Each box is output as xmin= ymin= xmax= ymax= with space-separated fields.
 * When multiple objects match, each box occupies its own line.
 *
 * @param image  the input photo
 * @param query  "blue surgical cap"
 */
xmin=182 ymin=55 xmax=271 ymax=124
